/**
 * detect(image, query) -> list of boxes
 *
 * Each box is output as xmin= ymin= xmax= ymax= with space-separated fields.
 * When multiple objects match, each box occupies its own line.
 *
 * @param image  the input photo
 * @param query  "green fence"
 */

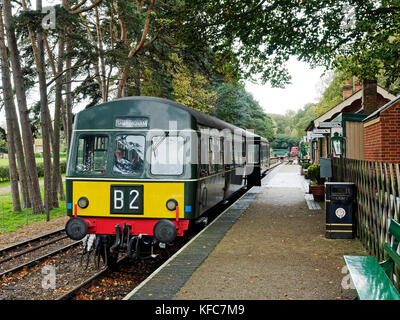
xmin=332 ymin=158 xmax=400 ymax=261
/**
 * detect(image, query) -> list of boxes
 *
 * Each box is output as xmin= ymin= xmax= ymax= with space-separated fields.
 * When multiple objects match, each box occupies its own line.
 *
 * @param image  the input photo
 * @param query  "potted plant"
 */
xmin=307 ymin=164 xmax=325 ymax=201
xmin=301 ymin=162 xmax=311 ymax=176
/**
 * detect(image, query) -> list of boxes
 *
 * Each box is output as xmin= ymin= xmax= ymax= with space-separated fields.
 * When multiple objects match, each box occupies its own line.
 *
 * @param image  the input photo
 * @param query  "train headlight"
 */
xmin=166 ymin=199 xmax=178 ymax=211
xmin=77 ymin=197 xmax=89 ymax=209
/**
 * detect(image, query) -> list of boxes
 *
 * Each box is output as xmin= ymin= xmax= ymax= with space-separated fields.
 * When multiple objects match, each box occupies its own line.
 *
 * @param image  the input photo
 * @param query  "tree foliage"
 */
xmin=177 ymin=1 xmax=400 ymax=88
xmin=2 ymin=0 xmax=400 ymax=215
xmin=214 ymin=82 xmax=272 ymax=137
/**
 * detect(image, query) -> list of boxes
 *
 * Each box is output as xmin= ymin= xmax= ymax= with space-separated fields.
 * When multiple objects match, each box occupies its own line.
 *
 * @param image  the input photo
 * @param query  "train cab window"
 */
xmin=113 ymin=135 xmax=145 ymax=175
xmin=151 ymin=135 xmax=184 ymax=175
xmin=75 ymin=135 xmax=109 ymax=174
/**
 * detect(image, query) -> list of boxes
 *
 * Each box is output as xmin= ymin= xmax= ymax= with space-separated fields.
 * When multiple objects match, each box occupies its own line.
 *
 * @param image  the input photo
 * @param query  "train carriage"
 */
xmin=65 ymin=96 xmax=269 ymax=264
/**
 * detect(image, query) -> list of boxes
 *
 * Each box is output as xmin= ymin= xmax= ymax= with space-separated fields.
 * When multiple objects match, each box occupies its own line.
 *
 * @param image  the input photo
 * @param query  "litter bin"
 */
xmin=325 ymin=182 xmax=355 ymax=239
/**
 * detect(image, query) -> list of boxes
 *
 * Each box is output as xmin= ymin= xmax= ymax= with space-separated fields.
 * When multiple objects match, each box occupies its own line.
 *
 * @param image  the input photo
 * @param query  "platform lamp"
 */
xmin=312 ymin=139 xmax=317 ymax=162
xmin=331 ymin=132 xmax=344 ymax=157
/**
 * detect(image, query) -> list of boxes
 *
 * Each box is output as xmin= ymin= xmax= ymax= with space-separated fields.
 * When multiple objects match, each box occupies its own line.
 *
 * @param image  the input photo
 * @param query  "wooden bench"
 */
xmin=344 ymin=219 xmax=400 ymax=300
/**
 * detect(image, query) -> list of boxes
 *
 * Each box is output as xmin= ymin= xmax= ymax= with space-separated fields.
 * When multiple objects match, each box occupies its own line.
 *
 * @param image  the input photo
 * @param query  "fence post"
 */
xmin=25 ymin=195 xmax=28 ymax=226
xmin=2 ymin=201 xmax=4 ymax=233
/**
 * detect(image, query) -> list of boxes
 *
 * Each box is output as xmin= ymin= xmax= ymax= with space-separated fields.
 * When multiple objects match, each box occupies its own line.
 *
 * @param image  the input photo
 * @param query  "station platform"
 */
xmin=125 ymin=164 xmax=366 ymax=300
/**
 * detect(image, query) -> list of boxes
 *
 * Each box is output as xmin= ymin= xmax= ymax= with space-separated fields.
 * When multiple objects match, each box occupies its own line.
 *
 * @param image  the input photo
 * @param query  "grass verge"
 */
xmin=0 ymin=182 xmax=67 ymax=233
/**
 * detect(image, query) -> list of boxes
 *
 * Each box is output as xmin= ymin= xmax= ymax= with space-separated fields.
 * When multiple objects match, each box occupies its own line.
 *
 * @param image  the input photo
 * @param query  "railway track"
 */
xmin=0 ymin=165 xmax=280 ymax=300
xmin=56 ymin=256 xmax=127 ymax=300
xmin=0 ymin=241 xmax=81 ymax=279
xmin=0 ymin=228 xmax=82 ymax=279
xmin=55 ymin=237 xmax=190 ymax=300
xmin=56 ymin=172 xmax=276 ymax=300
xmin=0 ymin=228 xmax=66 ymax=258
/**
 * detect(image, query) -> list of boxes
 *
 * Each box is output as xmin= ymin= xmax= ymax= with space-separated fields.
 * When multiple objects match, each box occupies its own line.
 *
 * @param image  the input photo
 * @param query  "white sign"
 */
xmin=313 ymin=129 xmax=330 ymax=134
xmin=319 ymin=122 xmax=342 ymax=128
xmin=310 ymin=134 xmax=324 ymax=138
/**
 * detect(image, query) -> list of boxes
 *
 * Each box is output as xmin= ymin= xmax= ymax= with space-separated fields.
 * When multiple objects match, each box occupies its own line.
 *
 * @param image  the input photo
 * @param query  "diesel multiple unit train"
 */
xmin=65 ymin=96 xmax=270 ymax=265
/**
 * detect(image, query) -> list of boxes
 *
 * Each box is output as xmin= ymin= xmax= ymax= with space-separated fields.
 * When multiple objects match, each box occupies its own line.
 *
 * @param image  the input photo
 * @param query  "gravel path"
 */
xmin=175 ymin=164 xmax=367 ymax=300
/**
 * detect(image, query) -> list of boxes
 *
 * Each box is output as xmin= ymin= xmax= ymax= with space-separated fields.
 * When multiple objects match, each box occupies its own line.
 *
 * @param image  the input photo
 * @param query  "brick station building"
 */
xmin=363 ymin=96 xmax=400 ymax=163
xmin=306 ymin=78 xmax=396 ymax=163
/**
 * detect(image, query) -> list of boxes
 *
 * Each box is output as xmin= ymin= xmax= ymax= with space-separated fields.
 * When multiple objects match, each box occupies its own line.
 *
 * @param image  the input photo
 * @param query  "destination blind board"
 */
xmin=115 ymin=117 xmax=148 ymax=128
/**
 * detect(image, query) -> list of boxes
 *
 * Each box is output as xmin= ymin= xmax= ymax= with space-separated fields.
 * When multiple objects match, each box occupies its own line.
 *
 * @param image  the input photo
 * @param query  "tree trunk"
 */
xmin=36 ymin=0 xmax=53 ymax=220
xmin=52 ymin=36 xmax=65 ymax=206
xmin=3 ymin=0 xmax=44 ymax=214
xmin=0 ymin=10 xmax=30 ymax=208
xmin=65 ymin=38 xmax=73 ymax=159
xmin=0 ymin=9 xmax=21 ymax=212
xmin=11 ymin=105 xmax=31 ymax=209
xmin=43 ymin=34 xmax=66 ymax=203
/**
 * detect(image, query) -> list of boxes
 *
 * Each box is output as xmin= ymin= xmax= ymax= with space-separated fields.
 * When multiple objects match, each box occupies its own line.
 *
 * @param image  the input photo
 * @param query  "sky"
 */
xmin=245 ymin=57 xmax=327 ymax=115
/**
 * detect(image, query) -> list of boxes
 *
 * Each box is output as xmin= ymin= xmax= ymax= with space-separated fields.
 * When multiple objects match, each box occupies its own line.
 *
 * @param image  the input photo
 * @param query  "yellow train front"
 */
xmin=65 ymin=96 xmax=269 ymax=265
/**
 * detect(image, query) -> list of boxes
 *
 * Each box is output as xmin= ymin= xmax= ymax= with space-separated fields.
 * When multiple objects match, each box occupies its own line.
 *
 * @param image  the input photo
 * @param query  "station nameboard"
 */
xmin=319 ymin=122 xmax=342 ymax=128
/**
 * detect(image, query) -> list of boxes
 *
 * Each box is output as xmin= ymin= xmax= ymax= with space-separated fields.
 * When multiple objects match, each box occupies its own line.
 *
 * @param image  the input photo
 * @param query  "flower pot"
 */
xmin=310 ymin=184 xmax=325 ymax=201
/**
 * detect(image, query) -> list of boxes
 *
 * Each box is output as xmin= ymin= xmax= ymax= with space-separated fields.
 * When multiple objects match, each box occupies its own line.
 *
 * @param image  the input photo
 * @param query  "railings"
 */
xmin=331 ymin=158 xmax=400 ymax=262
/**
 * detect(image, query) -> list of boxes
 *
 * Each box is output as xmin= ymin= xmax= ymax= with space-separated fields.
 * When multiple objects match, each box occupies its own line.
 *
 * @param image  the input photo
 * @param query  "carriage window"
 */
xmin=151 ymin=135 xmax=184 ymax=175
xmin=219 ymin=137 xmax=224 ymax=168
xmin=75 ymin=135 xmax=109 ymax=174
xmin=113 ymin=135 xmax=145 ymax=175
xmin=253 ymin=144 xmax=260 ymax=164
xmin=247 ymin=143 xmax=255 ymax=164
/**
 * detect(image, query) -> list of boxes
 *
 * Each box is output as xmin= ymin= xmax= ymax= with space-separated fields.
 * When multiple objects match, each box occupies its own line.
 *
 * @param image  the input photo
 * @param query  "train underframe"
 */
xmin=66 ymin=210 xmax=190 ymax=268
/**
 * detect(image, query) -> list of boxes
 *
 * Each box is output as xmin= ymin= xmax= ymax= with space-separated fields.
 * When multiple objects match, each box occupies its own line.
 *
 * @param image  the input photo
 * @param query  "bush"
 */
xmin=301 ymin=162 xmax=311 ymax=169
xmin=0 ymin=160 xmax=67 ymax=182
xmin=60 ymin=161 xmax=67 ymax=174
xmin=307 ymin=164 xmax=324 ymax=185
xmin=0 ymin=166 xmax=9 ymax=182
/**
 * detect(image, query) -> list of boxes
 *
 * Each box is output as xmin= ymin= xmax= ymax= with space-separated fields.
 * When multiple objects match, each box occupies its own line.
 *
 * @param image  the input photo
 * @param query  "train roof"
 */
xmin=78 ymin=96 xmax=268 ymax=143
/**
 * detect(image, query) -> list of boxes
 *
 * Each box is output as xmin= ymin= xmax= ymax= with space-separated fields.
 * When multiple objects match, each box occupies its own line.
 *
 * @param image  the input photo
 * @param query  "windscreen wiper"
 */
xmin=152 ymin=131 xmax=169 ymax=158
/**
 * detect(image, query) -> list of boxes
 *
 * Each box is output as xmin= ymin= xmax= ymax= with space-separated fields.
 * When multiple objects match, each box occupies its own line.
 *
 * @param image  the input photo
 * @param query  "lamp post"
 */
xmin=312 ymin=139 xmax=317 ymax=162
xmin=331 ymin=132 xmax=344 ymax=157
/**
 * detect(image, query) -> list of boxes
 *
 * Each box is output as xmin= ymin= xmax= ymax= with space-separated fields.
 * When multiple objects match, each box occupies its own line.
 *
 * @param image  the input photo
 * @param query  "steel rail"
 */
xmin=0 ymin=241 xmax=80 ymax=278
xmin=0 ymin=228 xmax=66 ymax=255
xmin=0 ymin=235 xmax=69 ymax=264
xmin=56 ymin=255 xmax=128 ymax=300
